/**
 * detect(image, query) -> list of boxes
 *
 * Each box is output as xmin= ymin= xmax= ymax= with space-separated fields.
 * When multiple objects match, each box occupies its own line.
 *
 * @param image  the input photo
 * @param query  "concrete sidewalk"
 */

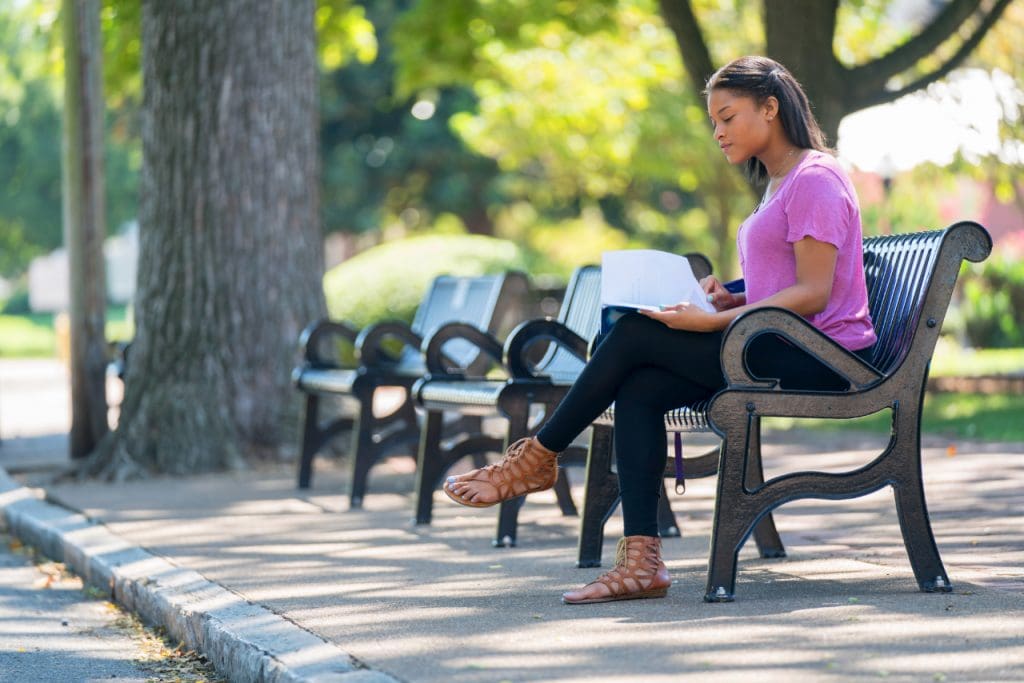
xmin=1 ymin=361 xmax=1023 ymax=681
xmin=2 ymin=432 xmax=1023 ymax=682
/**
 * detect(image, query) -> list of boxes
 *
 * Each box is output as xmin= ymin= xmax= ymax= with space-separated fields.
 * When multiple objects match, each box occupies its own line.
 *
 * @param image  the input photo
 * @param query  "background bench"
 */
xmin=414 ymin=255 xmax=713 ymax=546
xmin=293 ymin=272 xmax=529 ymax=508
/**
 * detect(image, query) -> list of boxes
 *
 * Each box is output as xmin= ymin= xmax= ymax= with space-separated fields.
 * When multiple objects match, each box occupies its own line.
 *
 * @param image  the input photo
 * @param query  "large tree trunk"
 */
xmin=764 ymin=0 xmax=845 ymax=145
xmin=89 ymin=0 xmax=325 ymax=479
xmin=62 ymin=0 xmax=109 ymax=459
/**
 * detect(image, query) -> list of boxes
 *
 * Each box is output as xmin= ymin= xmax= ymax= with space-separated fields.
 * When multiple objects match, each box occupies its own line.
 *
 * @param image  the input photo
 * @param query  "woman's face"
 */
xmin=707 ymin=88 xmax=773 ymax=165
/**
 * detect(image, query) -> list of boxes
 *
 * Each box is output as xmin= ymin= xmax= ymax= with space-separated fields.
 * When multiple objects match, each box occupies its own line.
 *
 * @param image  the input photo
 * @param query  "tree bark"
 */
xmin=62 ymin=0 xmax=109 ymax=459
xmin=89 ymin=0 xmax=325 ymax=479
xmin=764 ymin=0 xmax=845 ymax=145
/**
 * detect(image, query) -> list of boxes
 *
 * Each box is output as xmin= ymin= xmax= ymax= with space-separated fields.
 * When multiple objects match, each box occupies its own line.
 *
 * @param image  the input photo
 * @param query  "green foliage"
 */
xmin=954 ymin=252 xmax=1024 ymax=348
xmin=392 ymin=0 xmax=617 ymax=98
xmin=0 ymin=283 xmax=30 ymax=315
xmin=0 ymin=4 xmax=63 ymax=276
xmin=494 ymin=203 xmax=631 ymax=278
xmin=859 ymin=165 xmax=947 ymax=237
xmin=320 ymin=0 xmax=506 ymax=235
xmin=0 ymin=1 xmax=140 ymax=279
xmin=322 ymin=231 xmax=528 ymax=328
xmin=834 ymin=0 xmax=917 ymax=66
xmin=101 ymin=0 xmax=141 ymax=112
xmin=317 ymin=1 xmax=378 ymax=69
xmin=393 ymin=0 xmax=750 ymax=269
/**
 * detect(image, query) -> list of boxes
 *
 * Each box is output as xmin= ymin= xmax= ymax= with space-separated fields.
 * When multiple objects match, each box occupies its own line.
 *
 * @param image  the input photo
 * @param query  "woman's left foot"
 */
xmin=443 ymin=437 xmax=559 ymax=507
xmin=562 ymin=535 xmax=670 ymax=604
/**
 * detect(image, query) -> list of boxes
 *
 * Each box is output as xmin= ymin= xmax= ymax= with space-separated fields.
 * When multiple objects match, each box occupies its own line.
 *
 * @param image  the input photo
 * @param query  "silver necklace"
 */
xmin=757 ymin=148 xmax=803 ymax=211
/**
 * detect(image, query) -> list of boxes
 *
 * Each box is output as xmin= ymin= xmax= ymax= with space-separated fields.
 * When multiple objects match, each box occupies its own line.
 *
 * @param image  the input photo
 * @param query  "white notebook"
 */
xmin=600 ymin=250 xmax=714 ymax=332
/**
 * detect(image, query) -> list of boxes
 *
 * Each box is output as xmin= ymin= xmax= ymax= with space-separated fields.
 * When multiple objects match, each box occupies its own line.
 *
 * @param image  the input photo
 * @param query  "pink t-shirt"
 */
xmin=737 ymin=151 xmax=877 ymax=352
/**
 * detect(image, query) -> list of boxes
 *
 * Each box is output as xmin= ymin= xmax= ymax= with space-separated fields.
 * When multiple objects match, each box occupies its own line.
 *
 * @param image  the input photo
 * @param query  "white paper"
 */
xmin=600 ymin=250 xmax=715 ymax=313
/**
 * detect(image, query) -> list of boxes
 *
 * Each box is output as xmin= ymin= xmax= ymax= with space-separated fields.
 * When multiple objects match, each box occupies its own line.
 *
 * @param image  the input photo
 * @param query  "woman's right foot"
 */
xmin=562 ymin=535 xmax=671 ymax=604
xmin=443 ymin=437 xmax=558 ymax=507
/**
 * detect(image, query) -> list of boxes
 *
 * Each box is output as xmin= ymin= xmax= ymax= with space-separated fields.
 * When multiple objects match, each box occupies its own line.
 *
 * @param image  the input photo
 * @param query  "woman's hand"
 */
xmin=701 ymin=276 xmax=740 ymax=311
xmin=640 ymin=303 xmax=719 ymax=332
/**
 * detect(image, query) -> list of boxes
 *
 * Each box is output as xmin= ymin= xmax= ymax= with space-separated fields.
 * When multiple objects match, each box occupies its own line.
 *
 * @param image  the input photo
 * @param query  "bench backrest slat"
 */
xmin=863 ymin=230 xmax=945 ymax=374
xmin=404 ymin=273 xmax=526 ymax=370
xmin=536 ymin=265 xmax=601 ymax=384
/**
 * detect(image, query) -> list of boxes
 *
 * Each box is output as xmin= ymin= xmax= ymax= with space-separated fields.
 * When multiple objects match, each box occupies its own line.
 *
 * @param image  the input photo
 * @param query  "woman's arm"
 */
xmin=642 ymin=236 xmax=837 ymax=332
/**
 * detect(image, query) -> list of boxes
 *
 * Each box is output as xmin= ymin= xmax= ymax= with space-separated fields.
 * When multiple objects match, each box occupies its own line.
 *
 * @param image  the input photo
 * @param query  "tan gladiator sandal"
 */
xmin=562 ymin=535 xmax=671 ymax=604
xmin=443 ymin=437 xmax=558 ymax=508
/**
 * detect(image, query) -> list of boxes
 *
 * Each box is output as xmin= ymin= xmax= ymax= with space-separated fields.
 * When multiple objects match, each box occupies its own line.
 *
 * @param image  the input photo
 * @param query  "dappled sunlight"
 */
xmin=34 ymin=439 xmax=1024 ymax=681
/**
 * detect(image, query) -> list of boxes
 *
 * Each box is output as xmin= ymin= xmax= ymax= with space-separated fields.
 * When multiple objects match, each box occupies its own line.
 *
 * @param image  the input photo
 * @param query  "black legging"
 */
xmin=535 ymin=312 xmax=866 ymax=537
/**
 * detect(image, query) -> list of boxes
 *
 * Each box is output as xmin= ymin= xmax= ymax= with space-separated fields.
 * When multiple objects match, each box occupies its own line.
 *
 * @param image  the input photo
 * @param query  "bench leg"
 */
xmin=745 ymin=418 xmax=786 ymax=558
xmin=494 ymin=496 xmax=526 ymax=547
xmin=704 ymin=417 xmax=759 ymax=602
xmin=297 ymin=394 xmax=320 ymax=489
xmin=657 ymin=487 xmax=681 ymax=538
xmin=577 ymin=425 xmax=619 ymax=568
xmin=554 ymin=467 xmax=578 ymax=517
xmin=296 ymin=394 xmax=352 ymax=490
xmin=348 ymin=389 xmax=377 ymax=509
xmin=374 ymin=402 xmax=420 ymax=461
xmin=493 ymin=409 xmax=533 ymax=548
xmin=890 ymin=426 xmax=952 ymax=593
xmin=413 ymin=409 xmax=446 ymax=525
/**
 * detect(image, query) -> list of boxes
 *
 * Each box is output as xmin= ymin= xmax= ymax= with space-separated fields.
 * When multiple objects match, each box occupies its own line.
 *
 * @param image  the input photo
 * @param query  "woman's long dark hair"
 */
xmin=704 ymin=56 xmax=830 ymax=184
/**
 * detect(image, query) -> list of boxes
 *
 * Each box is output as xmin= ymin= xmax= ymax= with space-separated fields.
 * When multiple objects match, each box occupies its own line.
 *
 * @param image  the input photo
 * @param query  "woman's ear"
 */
xmin=763 ymin=96 xmax=780 ymax=122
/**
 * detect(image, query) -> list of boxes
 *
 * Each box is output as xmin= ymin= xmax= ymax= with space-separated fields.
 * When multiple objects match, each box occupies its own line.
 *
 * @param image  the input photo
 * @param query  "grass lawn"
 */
xmin=0 ymin=313 xmax=57 ymax=357
xmin=0 ymin=307 xmax=133 ymax=357
xmin=764 ymin=392 xmax=1024 ymax=442
xmin=1 ymin=312 xmax=1022 ymax=441
xmin=929 ymin=337 xmax=1024 ymax=377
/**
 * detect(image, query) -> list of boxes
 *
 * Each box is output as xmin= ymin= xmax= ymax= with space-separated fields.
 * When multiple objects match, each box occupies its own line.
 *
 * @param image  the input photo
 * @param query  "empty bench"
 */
xmin=293 ymin=272 xmax=528 ymax=507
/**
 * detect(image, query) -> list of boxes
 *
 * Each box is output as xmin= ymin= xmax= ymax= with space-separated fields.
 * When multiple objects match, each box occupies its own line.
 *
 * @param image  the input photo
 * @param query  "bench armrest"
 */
xmin=299 ymin=319 xmax=361 ymax=368
xmin=720 ymin=306 xmax=882 ymax=390
xmin=503 ymin=318 xmax=588 ymax=380
xmin=421 ymin=322 xmax=504 ymax=377
xmin=355 ymin=321 xmax=421 ymax=366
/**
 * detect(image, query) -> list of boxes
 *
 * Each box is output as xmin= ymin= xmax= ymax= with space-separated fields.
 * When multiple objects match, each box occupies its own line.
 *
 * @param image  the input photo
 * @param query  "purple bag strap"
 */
xmin=674 ymin=432 xmax=686 ymax=494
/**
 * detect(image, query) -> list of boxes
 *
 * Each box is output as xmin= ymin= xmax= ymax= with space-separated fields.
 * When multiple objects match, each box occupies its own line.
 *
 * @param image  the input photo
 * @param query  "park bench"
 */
xmin=576 ymin=221 xmax=992 ymax=602
xmin=413 ymin=255 xmax=713 ymax=546
xmin=292 ymin=272 xmax=529 ymax=508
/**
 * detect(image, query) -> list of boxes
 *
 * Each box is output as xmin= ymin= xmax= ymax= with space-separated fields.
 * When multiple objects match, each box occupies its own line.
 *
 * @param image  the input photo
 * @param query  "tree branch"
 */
xmin=657 ymin=0 xmax=716 ymax=103
xmin=852 ymin=0 xmax=1013 ymax=110
xmin=848 ymin=0 xmax=982 ymax=91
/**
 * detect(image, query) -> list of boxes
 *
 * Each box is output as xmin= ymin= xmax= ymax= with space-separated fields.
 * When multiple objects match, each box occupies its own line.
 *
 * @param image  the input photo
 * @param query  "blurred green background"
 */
xmin=1 ymin=0 xmax=1022 ymax=441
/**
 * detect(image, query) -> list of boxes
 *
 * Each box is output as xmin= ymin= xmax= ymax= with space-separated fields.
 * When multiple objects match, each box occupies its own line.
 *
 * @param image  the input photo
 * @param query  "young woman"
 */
xmin=444 ymin=56 xmax=877 ymax=604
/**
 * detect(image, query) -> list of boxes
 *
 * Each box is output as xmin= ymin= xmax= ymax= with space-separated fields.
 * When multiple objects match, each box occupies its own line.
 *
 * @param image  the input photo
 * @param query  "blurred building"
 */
xmin=27 ymin=222 xmax=138 ymax=313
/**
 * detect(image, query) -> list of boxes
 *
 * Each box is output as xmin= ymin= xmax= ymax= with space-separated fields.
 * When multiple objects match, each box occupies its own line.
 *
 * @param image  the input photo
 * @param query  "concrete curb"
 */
xmin=0 ymin=468 xmax=399 ymax=683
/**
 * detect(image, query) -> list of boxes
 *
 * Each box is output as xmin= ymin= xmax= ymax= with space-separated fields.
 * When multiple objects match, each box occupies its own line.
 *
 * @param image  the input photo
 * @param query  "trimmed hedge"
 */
xmin=323 ymin=233 xmax=530 ymax=328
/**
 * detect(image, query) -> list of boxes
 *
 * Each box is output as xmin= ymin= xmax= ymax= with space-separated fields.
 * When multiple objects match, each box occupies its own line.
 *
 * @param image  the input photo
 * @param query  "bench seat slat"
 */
xmin=293 ymin=367 xmax=361 ymax=395
xmin=417 ymin=380 xmax=509 ymax=410
xmin=593 ymin=402 xmax=712 ymax=432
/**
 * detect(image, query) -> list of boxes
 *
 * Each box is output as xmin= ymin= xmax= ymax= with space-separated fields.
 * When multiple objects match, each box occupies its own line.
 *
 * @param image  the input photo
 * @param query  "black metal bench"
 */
xmin=575 ymin=221 xmax=992 ymax=602
xmin=293 ymin=272 xmax=529 ymax=507
xmin=413 ymin=255 xmax=713 ymax=546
